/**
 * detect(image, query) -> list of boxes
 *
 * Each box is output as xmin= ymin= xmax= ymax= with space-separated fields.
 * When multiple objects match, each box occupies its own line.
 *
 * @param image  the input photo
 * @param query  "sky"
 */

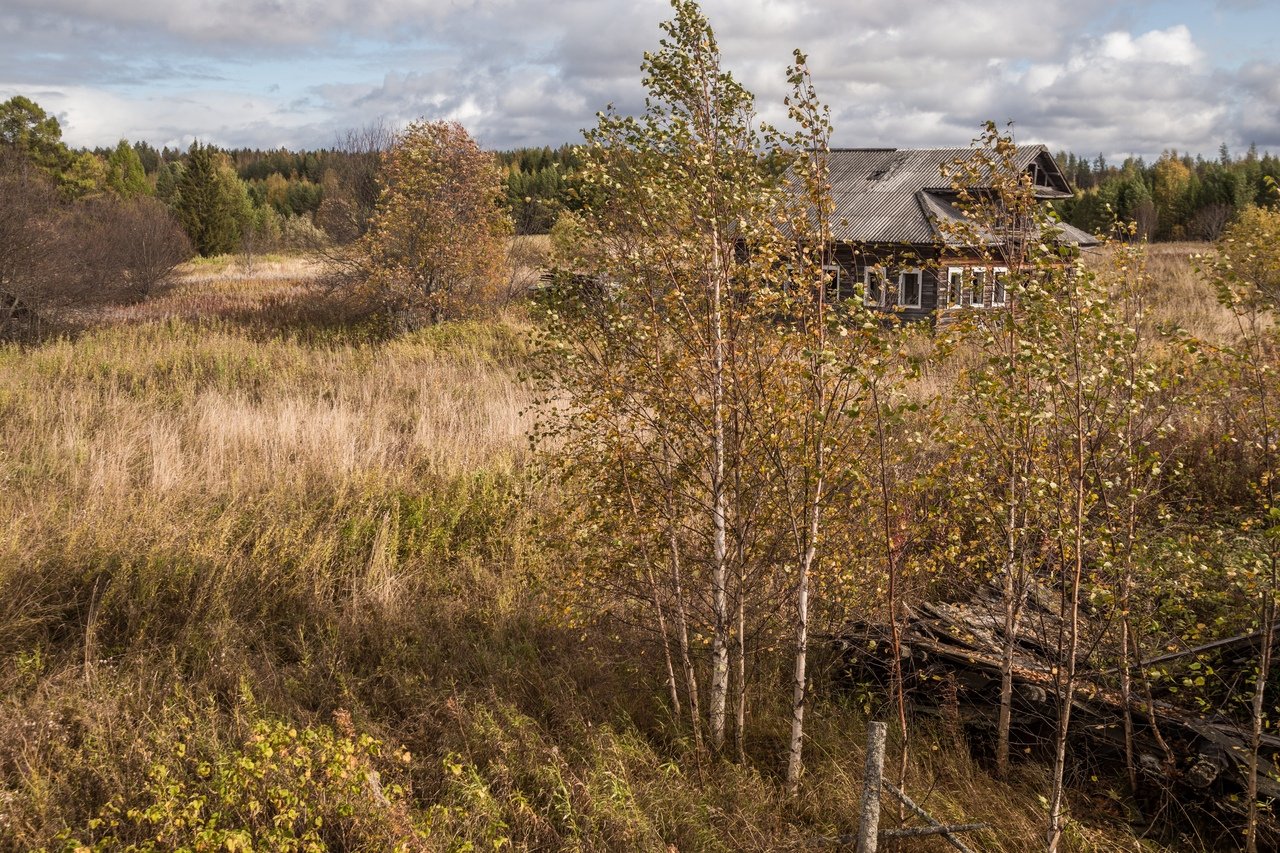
xmin=2 ymin=0 xmax=1278 ymax=161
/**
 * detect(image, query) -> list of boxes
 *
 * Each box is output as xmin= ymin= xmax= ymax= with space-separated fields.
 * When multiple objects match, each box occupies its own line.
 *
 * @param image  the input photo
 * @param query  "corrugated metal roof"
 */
xmin=918 ymin=189 xmax=1100 ymax=247
xmin=824 ymin=145 xmax=1094 ymax=246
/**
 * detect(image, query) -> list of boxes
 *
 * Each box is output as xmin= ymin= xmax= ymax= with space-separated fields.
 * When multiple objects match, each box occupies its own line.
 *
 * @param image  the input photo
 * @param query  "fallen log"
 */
xmin=836 ymin=582 xmax=1280 ymax=848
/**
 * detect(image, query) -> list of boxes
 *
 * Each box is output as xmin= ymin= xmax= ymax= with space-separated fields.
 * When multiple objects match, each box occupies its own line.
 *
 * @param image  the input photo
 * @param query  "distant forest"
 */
xmin=1055 ymin=145 xmax=1280 ymax=241
xmin=6 ymin=95 xmax=1278 ymax=245
xmin=496 ymin=143 xmax=1280 ymax=241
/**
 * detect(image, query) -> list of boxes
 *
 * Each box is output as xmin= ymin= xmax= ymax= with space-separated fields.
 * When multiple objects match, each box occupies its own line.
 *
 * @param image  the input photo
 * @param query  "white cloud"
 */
xmin=0 ymin=82 xmax=325 ymax=150
xmin=1095 ymin=26 xmax=1201 ymax=66
xmin=1 ymin=0 xmax=1276 ymax=159
xmin=5 ymin=0 xmax=457 ymax=44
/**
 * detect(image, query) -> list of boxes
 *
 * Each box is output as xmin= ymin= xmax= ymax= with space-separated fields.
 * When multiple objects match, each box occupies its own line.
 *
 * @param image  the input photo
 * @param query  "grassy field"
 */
xmin=0 ymin=252 xmax=1204 ymax=851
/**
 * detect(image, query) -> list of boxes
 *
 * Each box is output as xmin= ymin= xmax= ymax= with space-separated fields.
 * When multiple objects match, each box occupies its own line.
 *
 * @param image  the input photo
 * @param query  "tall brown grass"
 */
xmin=0 ymin=256 xmax=1166 ymax=851
xmin=1138 ymin=241 xmax=1240 ymax=342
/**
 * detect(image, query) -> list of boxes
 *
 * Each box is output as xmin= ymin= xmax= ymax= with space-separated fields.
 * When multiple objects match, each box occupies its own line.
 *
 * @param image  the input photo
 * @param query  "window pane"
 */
xmin=865 ymin=269 xmax=883 ymax=306
xmin=824 ymin=265 xmax=841 ymax=300
xmin=948 ymin=269 xmax=963 ymax=307
xmin=970 ymin=270 xmax=985 ymax=306
xmin=993 ymin=271 xmax=1006 ymax=304
xmin=901 ymin=271 xmax=920 ymax=307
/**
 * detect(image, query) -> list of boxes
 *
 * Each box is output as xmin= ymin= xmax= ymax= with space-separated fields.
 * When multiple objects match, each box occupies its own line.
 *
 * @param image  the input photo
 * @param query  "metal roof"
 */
xmin=823 ymin=145 xmax=1095 ymax=246
xmin=917 ymin=188 xmax=1099 ymax=248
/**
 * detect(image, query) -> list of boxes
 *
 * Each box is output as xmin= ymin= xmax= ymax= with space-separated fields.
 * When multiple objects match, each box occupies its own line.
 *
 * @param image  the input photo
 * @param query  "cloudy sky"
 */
xmin=2 ymin=0 xmax=1277 ymax=160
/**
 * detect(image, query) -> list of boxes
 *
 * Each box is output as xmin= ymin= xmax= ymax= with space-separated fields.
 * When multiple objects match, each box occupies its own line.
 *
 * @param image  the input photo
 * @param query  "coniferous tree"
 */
xmin=175 ymin=141 xmax=252 ymax=256
xmin=104 ymin=140 xmax=151 ymax=199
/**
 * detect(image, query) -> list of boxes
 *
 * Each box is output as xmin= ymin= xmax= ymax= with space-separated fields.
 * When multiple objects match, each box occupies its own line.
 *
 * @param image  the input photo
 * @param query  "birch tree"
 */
xmin=533 ymin=2 xmax=865 ymax=772
xmin=940 ymin=127 xmax=1062 ymax=781
xmin=942 ymin=127 xmax=1148 ymax=849
xmin=534 ymin=0 xmax=786 ymax=753
xmin=1201 ymin=200 xmax=1280 ymax=852
xmin=765 ymin=52 xmax=879 ymax=793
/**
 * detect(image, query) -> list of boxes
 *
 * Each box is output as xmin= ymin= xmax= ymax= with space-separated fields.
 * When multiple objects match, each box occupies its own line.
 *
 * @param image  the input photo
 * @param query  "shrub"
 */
xmin=61 ymin=709 xmax=427 ymax=852
xmin=354 ymin=121 xmax=512 ymax=324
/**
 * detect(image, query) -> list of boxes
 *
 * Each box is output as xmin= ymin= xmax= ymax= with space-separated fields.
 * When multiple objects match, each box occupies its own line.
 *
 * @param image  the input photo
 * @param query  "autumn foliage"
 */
xmin=356 ymin=120 xmax=511 ymax=322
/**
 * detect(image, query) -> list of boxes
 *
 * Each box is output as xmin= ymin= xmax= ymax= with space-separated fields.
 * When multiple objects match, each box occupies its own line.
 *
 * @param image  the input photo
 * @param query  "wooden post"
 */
xmin=857 ymin=721 xmax=887 ymax=853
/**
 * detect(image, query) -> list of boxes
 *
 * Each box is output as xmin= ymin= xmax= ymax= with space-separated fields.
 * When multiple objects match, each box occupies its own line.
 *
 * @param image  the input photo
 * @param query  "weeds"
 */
xmin=0 ymin=256 xmax=1176 ymax=850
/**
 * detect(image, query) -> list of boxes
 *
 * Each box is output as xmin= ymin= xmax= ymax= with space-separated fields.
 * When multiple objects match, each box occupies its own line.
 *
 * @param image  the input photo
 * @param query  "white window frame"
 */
xmin=897 ymin=268 xmax=922 ymax=309
xmin=863 ymin=265 xmax=886 ymax=308
xmin=945 ymin=266 xmax=965 ymax=309
xmin=990 ymin=266 xmax=1009 ymax=306
xmin=823 ymin=263 xmax=843 ymax=301
xmin=970 ymin=267 xmax=988 ymax=308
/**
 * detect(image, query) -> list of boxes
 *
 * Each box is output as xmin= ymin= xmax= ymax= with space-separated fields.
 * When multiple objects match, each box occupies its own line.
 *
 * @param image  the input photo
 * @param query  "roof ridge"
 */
xmin=826 ymin=144 xmax=1049 ymax=153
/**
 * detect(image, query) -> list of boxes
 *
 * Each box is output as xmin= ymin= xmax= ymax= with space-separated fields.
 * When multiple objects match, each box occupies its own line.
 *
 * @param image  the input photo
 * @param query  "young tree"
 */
xmin=537 ymin=0 xmax=765 ymax=751
xmin=767 ymin=52 xmax=888 ymax=793
xmin=174 ymin=141 xmax=253 ymax=256
xmin=1202 ymin=199 xmax=1280 ymax=852
xmin=105 ymin=139 xmax=151 ymax=199
xmin=355 ymin=120 xmax=510 ymax=322
xmin=535 ymin=0 xmax=838 ymax=760
xmin=943 ymin=127 xmax=1150 ymax=850
xmin=941 ymin=127 xmax=1062 ymax=783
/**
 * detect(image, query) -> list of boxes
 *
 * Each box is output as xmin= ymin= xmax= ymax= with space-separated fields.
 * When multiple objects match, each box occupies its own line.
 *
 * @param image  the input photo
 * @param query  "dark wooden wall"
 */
xmin=827 ymin=243 xmax=1017 ymax=325
xmin=829 ymin=243 xmax=940 ymax=324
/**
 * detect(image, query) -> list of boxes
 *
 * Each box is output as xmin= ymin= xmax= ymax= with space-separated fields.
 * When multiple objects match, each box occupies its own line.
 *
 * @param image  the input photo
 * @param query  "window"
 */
xmin=823 ymin=264 xmax=842 ymax=301
xmin=970 ymin=268 xmax=987 ymax=307
xmin=898 ymin=269 xmax=922 ymax=309
xmin=946 ymin=267 xmax=965 ymax=309
xmin=991 ymin=267 xmax=1008 ymax=306
xmin=863 ymin=266 xmax=885 ymax=307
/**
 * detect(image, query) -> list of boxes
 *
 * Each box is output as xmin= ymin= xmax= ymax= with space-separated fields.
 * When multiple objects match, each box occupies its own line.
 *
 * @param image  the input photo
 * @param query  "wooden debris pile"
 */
xmin=1 ymin=290 xmax=33 ymax=335
xmin=837 ymin=583 xmax=1279 ymax=847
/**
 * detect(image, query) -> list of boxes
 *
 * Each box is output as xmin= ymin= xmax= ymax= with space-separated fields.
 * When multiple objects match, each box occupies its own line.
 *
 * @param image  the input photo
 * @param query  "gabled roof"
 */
xmin=825 ymin=145 xmax=1097 ymax=247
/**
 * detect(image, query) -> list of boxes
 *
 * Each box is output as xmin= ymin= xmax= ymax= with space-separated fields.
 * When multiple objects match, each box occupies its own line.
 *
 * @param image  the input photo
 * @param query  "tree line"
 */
xmin=1 ymin=93 xmax=526 ymax=336
xmin=495 ymin=145 xmax=584 ymax=234
xmin=1056 ymin=145 xmax=1280 ymax=242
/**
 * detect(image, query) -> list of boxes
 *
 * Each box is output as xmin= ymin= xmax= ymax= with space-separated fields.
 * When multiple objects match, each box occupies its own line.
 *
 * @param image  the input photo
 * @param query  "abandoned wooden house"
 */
xmin=821 ymin=146 xmax=1098 ymax=322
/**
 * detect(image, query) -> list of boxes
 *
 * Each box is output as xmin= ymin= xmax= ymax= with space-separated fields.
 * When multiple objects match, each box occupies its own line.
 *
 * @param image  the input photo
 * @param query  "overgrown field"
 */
xmin=0 ymin=254 xmax=1220 ymax=851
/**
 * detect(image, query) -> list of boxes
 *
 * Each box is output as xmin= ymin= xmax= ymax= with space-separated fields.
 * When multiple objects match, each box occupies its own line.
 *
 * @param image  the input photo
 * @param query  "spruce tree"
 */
xmin=175 ymin=141 xmax=251 ymax=256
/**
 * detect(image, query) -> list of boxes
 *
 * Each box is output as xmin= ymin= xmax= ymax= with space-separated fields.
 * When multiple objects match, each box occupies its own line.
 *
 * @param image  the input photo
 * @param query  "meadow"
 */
xmin=0 ymin=247 xmax=1239 ymax=851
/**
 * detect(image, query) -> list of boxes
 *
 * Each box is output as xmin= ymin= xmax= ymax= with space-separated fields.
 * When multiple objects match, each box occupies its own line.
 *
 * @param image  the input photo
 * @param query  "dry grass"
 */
xmin=1131 ymin=241 xmax=1239 ymax=342
xmin=0 ymin=255 xmax=1169 ymax=851
xmin=0 ymin=260 xmax=545 ymax=848
xmin=0 ymin=323 xmax=529 ymax=501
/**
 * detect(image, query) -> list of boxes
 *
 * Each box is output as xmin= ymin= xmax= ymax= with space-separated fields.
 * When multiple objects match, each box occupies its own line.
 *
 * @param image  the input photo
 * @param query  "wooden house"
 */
xmin=820 ymin=146 xmax=1097 ymax=321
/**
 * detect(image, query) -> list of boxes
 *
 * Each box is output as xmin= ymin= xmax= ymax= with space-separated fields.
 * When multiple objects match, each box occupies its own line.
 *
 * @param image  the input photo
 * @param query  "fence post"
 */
xmin=857 ymin=721 xmax=887 ymax=853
